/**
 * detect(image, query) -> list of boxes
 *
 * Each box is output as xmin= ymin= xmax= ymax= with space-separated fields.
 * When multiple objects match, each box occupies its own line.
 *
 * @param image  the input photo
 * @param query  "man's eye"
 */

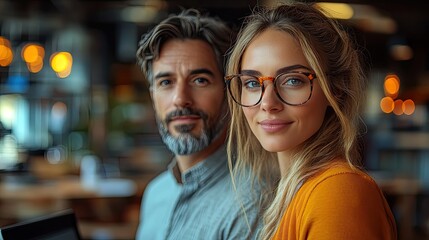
xmin=193 ymin=77 xmax=209 ymax=86
xmin=158 ymin=79 xmax=171 ymax=86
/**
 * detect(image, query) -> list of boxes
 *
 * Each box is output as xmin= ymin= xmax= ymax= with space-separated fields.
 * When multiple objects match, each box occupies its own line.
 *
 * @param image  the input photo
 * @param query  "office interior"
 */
xmin=0 ymin=0 xmax=428 ymax=239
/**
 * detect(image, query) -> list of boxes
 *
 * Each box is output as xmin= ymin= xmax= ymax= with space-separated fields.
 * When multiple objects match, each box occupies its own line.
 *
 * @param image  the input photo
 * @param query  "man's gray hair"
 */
xmin=136 ymin=9 xmax=233 ymax=86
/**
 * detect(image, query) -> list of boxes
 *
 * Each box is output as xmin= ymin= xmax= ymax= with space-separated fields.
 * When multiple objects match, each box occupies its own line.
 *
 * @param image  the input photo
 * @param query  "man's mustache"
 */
xmin=165 ymin=108 xmax=208 ymax=124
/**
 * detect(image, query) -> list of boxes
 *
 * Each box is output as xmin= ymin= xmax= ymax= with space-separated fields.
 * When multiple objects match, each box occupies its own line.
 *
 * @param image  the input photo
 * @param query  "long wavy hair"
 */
xmin=226 ymin=2 xmax=367 ymax=239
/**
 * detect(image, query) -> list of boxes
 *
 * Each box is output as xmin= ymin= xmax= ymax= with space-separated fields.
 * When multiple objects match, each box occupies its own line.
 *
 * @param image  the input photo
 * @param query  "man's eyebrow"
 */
xmin=154 ymin=68 xmax=215 ymax=80
xmin=190 ymin=68 xmax=215 ymax=76
xmin=154 ymin=72 xmax=172 ymax=80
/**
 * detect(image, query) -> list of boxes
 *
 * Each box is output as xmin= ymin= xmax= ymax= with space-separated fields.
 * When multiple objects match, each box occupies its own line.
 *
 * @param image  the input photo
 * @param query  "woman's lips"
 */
xmin=259 ymin=119 xmax=291 ymax=132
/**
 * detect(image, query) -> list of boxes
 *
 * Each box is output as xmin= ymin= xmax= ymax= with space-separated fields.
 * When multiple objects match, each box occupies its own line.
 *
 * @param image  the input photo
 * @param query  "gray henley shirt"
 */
xmin=136 ymin=145 xmax=263 ymax=240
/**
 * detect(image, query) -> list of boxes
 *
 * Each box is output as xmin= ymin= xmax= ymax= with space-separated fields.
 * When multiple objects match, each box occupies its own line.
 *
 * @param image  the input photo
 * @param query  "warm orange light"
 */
xmin=384 ymin=75 xmax=400 ymax=96
xmin=0 ymin=46 xmax=13 ymax=67
xmin=380 ymin=97 xmax=394 ymax=113
xmin=0 ymin=37 xmax=13 ymax=67
xmin=381 ymin=73 xmax=416 ymax=116
xmin=22 ymin=45 xmax=38 ymax=63
xmin=0 ymin=45 xmax=9 ymax=59
xmin=50 ymin=52 xmax=72 ymax=74
xmin=315 ymin=2 xmax=354 ymax=19
xmin=51 ymin=52 xmax=68 ymax=72
xmin=22 ymin=44 xmax=45 ymax=63
xmin=393 ymin=99 xmax=404 ymax=115
xmin=402 ymin=99 xmax=415 ymax=115
xmin=27 ymin=56 xmax=44 ymax=73
xmin=0 ymin=36 xmax=11 ymax=49
xmin=56 ymin=67 xmax=72 ymax=78
xmin=22 ymin=44 xmax=45 ymax=73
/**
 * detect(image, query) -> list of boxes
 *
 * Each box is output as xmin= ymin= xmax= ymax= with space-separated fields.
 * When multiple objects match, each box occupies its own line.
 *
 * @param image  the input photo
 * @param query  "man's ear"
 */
xmin=149 ymin=86 xmax=153 ymax=99
xmin=149 ymin=87 xmax=156 ymax=109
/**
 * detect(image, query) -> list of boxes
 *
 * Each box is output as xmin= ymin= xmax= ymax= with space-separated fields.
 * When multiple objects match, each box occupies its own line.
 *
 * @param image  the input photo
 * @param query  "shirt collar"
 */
xmin=168 ymin=145 xmax=228 ymax=185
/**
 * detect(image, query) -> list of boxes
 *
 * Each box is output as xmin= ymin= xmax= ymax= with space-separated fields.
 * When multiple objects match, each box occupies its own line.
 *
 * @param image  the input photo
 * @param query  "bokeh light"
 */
xmin=384 ymin=74 xmax=400 ymax=98
xmin=50 ymin=51 xmax=73 ymax=78
xmin=380 ymin=97 xmax=394 ymax=113
xmin=393 ymin=99 xmax=404 ymax=115
xmin=315 ymin=2 xmax=354 ymax=19
xmin=51 ymin=52 xmax=69 ymax=72
xmin=22 ymin=43 xmax=45 ymax=73
xmin=22 ymin=45 xmax=39 ymax=63
xmin=402 ymin=99 xmax=415 ymax=115
xmin=52 ymin=101 xmax=68 ymax=118
xmin=27 ymin=56 xmax=44 ymax=73
xmin=380 ymin=73 xmax=415 ymax=116
xmin=0 ymin=36 xmax=14 ymax=67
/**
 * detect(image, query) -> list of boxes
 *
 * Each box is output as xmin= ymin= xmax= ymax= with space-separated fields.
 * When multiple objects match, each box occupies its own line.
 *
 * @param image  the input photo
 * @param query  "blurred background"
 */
xmin=0 ymin=0 xmax=428 ymax=239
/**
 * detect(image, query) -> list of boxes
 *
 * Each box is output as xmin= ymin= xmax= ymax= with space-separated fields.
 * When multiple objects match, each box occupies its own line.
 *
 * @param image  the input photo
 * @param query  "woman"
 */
xmin=225 ymin=2 xmax=397 ymax=240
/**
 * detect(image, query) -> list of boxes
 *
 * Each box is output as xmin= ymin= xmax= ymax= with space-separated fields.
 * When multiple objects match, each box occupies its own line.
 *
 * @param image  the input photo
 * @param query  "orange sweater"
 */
xmin=272 ymin=162 xmax=397 ymax=240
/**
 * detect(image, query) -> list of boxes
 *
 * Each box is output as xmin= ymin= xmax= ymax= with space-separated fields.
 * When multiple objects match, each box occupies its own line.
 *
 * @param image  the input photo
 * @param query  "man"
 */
xmin=135 ymin=9 xmax=262 ymax=240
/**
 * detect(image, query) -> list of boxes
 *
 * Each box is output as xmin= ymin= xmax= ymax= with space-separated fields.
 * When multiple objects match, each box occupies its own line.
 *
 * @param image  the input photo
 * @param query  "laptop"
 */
xmin=0 ymin=209 xmax=81 ymax=240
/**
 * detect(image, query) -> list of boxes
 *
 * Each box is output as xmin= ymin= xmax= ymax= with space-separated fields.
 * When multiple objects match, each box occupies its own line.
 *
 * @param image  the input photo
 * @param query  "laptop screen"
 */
xmin=0 ymin=209 xmax=81 ymax=240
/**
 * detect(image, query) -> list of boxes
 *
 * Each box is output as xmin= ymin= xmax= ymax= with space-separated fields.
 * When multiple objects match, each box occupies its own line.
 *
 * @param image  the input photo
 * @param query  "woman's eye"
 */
xmin=285 ymin=78 xmax=303 ymax=86
xmin=244 ymin=80 xmax=261 ymax=89
xmin=278 ymin=74 xmax=307 ymax=88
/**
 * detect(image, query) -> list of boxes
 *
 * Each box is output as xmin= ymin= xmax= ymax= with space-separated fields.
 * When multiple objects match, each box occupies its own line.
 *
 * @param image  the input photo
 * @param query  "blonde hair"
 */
xmin=226 ymin=2 xmax=367 ymax=239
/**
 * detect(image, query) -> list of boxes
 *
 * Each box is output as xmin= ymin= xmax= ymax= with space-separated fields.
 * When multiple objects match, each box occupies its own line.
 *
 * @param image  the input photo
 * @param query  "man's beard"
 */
xmin=156 ymin=105 xmax=227 ymax=155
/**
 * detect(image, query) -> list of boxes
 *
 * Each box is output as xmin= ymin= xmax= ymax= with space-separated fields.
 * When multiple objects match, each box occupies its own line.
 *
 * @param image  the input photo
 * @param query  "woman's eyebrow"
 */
xmin=240 ymin=65 xmax=312 ymax=76
xmin=240 ymin=69 xmax=261 ymax=76
xmin=276 ymin=65 xmax=312 ymax=75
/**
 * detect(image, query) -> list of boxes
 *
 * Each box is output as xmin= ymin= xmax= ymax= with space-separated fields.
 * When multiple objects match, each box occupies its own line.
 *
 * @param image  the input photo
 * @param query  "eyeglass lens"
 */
xmin=228 ymin=72 xmax=313 ymax=107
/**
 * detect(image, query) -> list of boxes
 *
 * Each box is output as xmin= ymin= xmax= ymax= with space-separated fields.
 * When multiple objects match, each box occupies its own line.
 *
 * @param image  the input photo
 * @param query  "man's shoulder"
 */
xmin=144 ymin=170 xmax=177 ymax=195
xmin=207 ymin=171 xmax=263 ymax=207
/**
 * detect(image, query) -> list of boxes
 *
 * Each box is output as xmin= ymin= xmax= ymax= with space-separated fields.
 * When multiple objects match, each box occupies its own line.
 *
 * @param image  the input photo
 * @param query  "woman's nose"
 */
xmin=260 ymin=84 xmax=283 ymax=112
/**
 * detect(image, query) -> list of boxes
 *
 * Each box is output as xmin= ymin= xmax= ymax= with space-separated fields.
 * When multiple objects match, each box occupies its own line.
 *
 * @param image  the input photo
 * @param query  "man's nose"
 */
xmin=172 ymin=83 xmax=192 ymax=108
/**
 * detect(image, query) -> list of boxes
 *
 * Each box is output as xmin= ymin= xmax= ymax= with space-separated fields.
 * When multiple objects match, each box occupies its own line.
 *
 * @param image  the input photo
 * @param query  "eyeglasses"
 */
xmin=225 ymin=71 xmax=316 ymax=107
